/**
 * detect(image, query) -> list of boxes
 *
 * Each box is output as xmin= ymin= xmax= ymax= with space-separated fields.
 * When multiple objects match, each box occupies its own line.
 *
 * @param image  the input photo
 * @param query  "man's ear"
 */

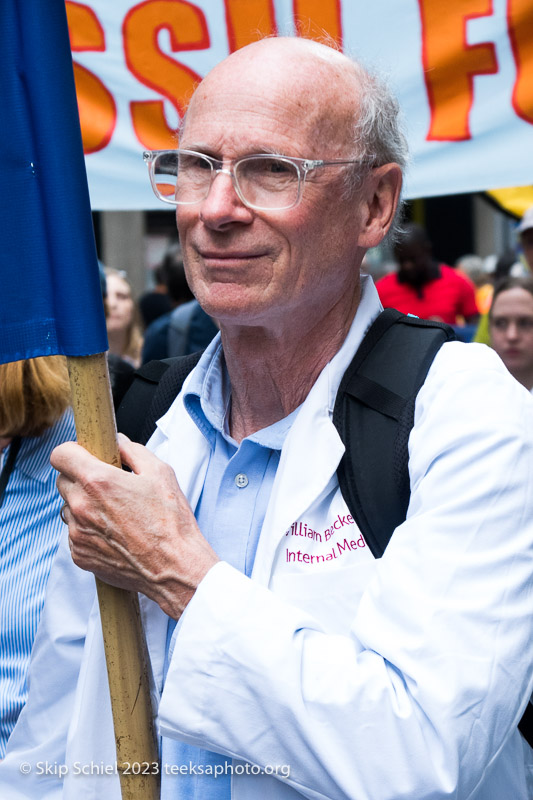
xmin=357 ymin=163 xmax=403 ymax=249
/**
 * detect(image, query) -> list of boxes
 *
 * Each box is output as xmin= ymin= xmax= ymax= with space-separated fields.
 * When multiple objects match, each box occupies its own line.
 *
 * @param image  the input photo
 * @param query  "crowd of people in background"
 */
xmin=86 ymin=201 xmax=533 ymax=411
xmin=99 ymin=204 xmax=533 ymax=378
xmin=373 ymin=205 xmax=533 ymax=354
xmin=99 ymin=202 xmax=533 ymax=380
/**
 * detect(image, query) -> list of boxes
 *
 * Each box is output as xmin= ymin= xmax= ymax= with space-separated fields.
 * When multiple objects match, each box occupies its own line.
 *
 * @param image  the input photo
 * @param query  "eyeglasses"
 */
xmin=143 ymin=149 xmax=370 ymax=211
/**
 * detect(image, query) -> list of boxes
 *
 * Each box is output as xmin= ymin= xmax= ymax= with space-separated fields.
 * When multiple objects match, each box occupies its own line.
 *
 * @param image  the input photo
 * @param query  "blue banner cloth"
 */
xmin=0 ymin=0 xmax=108 ymax=364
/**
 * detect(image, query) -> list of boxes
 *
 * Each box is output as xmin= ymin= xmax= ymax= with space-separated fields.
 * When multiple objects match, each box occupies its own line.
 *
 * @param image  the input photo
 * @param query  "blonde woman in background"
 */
xmin=104 ymin=268 xmax=143 ymax=368
xmin=0 ymin=356 xmax=75 ymax=756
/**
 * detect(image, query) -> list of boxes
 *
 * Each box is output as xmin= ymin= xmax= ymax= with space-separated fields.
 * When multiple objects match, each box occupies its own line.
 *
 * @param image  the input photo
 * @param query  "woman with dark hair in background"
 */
xmin=489 ymin=276 xmax=533 ymax=392
xmin=0 ymin=356 xmax=75 ymax=756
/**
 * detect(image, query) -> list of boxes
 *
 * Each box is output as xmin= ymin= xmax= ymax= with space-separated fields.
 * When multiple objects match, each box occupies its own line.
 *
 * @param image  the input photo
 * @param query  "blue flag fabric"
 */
xmin=0 ymin=0 xmax=108 ymax=365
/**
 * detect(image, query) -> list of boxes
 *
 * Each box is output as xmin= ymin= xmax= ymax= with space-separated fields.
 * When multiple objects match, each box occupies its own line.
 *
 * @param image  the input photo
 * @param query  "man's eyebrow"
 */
xmin=178 ymin=144 xmax=289 ymax=158
xmin=178 ymin=143 xmax=212 ymax=155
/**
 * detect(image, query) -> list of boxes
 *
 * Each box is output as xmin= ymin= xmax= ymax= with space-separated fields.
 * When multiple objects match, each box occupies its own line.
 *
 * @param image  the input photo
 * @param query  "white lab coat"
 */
xmin=2 ymin=278 xmax=533 ymax=799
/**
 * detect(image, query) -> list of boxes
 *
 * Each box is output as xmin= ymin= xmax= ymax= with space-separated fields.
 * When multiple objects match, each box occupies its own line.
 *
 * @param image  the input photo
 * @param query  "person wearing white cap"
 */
xmin=518 ymin=205 xmax=533 ymax=271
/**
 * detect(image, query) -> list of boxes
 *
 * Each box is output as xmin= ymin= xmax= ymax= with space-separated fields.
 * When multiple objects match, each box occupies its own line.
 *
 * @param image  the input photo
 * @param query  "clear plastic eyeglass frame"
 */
xmin=143 ymin=149 xmax=369 ymax=211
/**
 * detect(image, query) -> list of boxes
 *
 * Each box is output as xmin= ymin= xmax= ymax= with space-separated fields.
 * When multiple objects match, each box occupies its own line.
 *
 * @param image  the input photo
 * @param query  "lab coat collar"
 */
xmin=140 ymin=276 xmax=382 ymax=683
xmin=250 ymin=275 xmax=382 ymax=583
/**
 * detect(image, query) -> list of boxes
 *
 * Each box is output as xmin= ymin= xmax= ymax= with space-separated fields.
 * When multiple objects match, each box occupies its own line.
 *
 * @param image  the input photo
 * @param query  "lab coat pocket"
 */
xmin=270 ymin=561 xmax=378 ymax=634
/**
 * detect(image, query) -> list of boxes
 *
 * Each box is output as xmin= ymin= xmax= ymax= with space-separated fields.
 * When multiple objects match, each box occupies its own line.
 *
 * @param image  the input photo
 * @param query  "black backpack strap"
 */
xmin=116 ymin=351 xmax=202 ymax=445
xmin=518 ymin=696 xmax=533 ymax=746
xmin=333 ymin=308 xmax=456 ymax=559
xmin=0 ymin=436 xmax=21 ymax=509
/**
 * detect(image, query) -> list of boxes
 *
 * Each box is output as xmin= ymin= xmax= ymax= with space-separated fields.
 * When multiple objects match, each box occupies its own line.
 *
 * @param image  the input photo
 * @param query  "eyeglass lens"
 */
xmin=150 ymin=152 xmax=301 ymax=209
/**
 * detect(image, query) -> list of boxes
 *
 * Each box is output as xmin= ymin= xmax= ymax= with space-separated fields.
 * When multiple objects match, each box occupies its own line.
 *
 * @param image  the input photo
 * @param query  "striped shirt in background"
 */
xmin=0 ymin=409 xmax=76 ymax=757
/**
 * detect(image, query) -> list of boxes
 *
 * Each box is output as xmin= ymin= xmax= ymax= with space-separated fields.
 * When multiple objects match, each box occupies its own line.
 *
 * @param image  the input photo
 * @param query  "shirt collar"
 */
xmin=181 ymin=338 xmax=299 ymax=451
xmin=322 ymin=274 xmax=383 ymax=413
xmin=10 ymin=410 xmax=73 ymax=484
xmin=157 ymin=275 xmax=382 ymax=447
xmin=181 ymin=335 xmax=228 ymax=447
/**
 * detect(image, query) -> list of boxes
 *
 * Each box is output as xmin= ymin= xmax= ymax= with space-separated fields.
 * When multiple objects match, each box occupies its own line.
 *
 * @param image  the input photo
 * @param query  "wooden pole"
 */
xmin=67 ymin=353 xmax=160 ymax=800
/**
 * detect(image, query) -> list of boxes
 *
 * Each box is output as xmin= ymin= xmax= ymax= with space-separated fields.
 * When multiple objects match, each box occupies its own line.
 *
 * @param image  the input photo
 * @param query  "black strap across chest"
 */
xmin=0 ymin=436 xmax=21 ymax=509
xmin=333 ymin=309 xmax=455 ymax=557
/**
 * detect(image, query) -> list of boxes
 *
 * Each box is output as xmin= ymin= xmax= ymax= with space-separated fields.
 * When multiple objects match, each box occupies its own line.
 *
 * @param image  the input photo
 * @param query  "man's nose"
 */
xmin=199 ymin=170 xmax=253 ymax=231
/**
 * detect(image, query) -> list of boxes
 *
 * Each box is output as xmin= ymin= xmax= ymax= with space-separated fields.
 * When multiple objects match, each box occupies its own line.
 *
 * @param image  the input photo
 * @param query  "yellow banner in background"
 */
xmin=487 ymin=186 xmax=533 ymax=218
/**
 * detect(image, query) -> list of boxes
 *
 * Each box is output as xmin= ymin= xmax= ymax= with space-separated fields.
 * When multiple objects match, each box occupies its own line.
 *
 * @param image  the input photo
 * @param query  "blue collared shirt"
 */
xmin=161 ymin=339 xmax=298 ymax=799
xmin=0 ymin=409 xmax=76 ymax=757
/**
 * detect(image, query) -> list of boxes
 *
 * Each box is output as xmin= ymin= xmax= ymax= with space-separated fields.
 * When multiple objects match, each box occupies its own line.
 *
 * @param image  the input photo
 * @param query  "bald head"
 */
xmin=218 ymin=35 xmax=353 ymax=68
xmin=196 ymin=37 xmax=358 ymax=100
xmin=185 ymin=37 xmax=362 ymax=160
xmin=183 ymin=38 xmax=407 ymax=212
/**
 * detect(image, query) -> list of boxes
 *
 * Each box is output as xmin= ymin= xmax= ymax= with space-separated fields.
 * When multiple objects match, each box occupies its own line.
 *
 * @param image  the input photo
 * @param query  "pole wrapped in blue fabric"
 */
xmin=0 ymin=5 xmax=160 ymax=796
xmin=0 ymin=0 xmax=107 ymax=364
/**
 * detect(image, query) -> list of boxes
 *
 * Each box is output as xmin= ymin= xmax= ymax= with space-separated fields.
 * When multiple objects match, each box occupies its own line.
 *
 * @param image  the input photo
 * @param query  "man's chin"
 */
xmin=197 ymin=285 xmax=265 ymax=318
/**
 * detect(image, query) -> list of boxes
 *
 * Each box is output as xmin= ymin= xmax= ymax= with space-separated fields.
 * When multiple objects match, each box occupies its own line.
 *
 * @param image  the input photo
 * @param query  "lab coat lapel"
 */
xmin=140 ymin=393 xmax=211 ymax=693
xmin=251 ymin=381 xmax=346 ymax=586
xmin=251 ymin=276 xmax=383 ymax=586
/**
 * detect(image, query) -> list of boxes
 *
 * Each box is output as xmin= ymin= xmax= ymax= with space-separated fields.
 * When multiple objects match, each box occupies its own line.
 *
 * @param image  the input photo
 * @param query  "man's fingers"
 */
xmin=50 ymin=441 xmax=98 ymax=479
xmin=117 ymin=432 xmax=167 ymax=477
xmin=52 ymin=436 xmax=165 ymax=483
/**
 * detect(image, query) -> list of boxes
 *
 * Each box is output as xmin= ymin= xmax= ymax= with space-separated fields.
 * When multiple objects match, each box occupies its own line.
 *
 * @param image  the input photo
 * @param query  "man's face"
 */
xmin=520 ymin=228 xmax=533 ymax=271
xmin=176 ymin=46 xmax=368 ymax=332
xmin=490 ymin=287 xmax=533 ymax=380
xmin=394 ymin=240 xmax=432 ymax=287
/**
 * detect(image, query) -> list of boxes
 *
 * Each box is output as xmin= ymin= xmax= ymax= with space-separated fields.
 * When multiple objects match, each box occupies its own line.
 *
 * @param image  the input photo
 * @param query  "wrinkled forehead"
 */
xmin=183 ymin=40 xmax=360 ymax=154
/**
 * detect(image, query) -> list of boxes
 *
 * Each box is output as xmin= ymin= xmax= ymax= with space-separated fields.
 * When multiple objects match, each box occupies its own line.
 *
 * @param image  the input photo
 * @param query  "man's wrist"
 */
xmin=159 ymin=555 xmax=221 ymax=620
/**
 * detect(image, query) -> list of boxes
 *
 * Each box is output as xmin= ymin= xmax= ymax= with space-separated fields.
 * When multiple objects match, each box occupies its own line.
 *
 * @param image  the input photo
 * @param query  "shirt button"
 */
xmin=235 ymin=473 xmax=249 ymax=488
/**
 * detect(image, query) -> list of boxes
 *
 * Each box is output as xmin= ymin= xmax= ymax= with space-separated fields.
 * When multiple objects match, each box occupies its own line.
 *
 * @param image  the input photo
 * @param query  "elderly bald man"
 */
xmin=2 ymin=37 xmax=533 ymax=800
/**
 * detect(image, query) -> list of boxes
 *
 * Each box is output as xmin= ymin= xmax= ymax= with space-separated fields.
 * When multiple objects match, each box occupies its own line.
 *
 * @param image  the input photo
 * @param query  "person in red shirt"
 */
xmin=377 ymin=224 xmax=479 ymax=325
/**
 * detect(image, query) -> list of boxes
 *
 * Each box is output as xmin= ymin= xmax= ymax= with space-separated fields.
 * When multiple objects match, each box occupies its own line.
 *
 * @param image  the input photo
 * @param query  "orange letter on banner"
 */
xmin=66 ymin=2 xmax=117 ymax=153
xmin=224 ymin=0 xmax=277 ymax=52
xmin=124 ymin=1 xmax=208 ymax=150
xmin=418 ymin=0 xmax=498 ymax=141
xmin=508 ymin=0 xmax=533 ymax=124
xmin=293 ymin=0 xmax=342 ymax=47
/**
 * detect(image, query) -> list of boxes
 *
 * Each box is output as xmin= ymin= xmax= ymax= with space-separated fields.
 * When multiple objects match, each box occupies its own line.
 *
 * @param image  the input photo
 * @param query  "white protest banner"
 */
xmin=65 ymin=0 xmax=533 ymax=209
